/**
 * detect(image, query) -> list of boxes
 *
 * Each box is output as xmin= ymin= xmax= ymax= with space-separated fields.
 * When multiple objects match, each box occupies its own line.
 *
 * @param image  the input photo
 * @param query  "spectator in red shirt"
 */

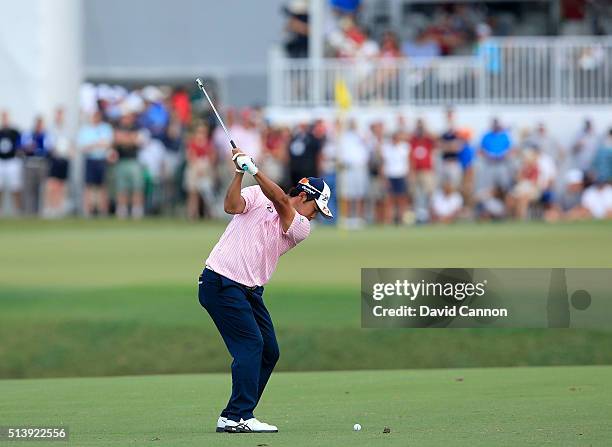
xmin=185 ymin=122 xmax=216 ymax=220
xmin=427 ymin=10 xmax=464 ymax=56
xmin=507 ymin=148 xmax=540 ymax=220
xmin=380 ymin=31 xmax=402 ymax=58
xmin=171 ymin=86 xmax=192 ymax=126
xmin=409 ymin=118 xmax=437 ymax=221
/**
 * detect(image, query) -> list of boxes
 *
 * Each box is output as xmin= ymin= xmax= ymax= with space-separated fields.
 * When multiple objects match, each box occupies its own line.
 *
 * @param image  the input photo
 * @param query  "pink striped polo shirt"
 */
xmin=205 ymin=185 xmax=311 ymax=287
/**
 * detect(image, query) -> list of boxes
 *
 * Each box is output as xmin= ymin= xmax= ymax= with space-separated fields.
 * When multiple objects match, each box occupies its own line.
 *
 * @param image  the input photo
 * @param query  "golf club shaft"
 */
xmin=195 ymin=78 xmax=237 ymax=149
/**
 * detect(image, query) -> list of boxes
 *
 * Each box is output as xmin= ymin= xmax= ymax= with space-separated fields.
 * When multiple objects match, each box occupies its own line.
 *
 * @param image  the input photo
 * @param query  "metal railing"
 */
xmin=268 ymin=37 xmax=612 ymax=107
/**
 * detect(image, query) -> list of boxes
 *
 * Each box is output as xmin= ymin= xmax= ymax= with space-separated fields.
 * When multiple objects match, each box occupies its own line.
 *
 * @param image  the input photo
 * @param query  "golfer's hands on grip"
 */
xmin=231 ymin=148 xmax=259 ymax=176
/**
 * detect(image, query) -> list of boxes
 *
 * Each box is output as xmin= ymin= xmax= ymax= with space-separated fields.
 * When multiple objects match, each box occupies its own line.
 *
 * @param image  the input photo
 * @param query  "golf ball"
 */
xmin=353 ymin=423 xmax=362 ymax=431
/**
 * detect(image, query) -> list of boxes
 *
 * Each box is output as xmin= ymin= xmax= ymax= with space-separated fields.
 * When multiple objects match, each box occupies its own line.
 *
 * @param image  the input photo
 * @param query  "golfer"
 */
xmin=198 ymin=147 xmax=333 ymax=433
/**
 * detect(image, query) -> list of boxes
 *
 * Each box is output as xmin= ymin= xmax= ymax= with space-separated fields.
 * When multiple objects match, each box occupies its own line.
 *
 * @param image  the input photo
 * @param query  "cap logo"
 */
xmin=298 ymin=177 xmax=323 ymax=197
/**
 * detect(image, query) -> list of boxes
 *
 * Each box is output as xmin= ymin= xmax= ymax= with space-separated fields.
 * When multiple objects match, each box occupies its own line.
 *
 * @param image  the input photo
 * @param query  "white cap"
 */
xmin=142 ymin=85 xmax=163 ymax=103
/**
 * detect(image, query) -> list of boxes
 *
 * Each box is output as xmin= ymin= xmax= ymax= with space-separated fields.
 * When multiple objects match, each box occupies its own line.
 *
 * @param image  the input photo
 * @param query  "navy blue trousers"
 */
xmin=198 ymin=268 xmax=280 ymax=422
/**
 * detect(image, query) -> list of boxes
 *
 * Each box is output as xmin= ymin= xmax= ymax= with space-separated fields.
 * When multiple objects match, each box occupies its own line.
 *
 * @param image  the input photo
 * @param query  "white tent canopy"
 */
xmin=0 ymin=0 xmax=82 ymax=132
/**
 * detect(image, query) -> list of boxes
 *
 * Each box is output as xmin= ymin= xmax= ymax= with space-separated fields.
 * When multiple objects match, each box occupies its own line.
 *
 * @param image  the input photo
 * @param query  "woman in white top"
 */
xmin=45 ymin=108 xmax=73 ymax=218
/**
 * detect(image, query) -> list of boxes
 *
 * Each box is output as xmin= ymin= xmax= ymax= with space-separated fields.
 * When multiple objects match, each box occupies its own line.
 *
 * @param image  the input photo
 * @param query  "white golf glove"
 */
xmin=232 ymin=152 xmax=259 ymax=175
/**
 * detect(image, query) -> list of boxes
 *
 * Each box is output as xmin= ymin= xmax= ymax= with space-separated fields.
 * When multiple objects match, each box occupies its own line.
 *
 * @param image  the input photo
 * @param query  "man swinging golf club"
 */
xmin=198 ymin=146 xmax=333 ymax=433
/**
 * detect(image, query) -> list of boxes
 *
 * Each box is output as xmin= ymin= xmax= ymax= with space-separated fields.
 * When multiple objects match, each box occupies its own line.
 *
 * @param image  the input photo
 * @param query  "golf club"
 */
xmin=195 ymin=77 xmax=237 ymax=150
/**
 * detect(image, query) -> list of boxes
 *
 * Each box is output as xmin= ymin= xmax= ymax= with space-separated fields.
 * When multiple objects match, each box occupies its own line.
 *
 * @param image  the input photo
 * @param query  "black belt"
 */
xmin=205 ymin=265 xmax=259 ymax=290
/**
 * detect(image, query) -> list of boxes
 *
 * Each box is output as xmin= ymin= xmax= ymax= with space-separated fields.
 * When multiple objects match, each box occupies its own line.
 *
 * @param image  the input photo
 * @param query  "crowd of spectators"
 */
xmin=0 ymin=109 xmax=73 ymax=218
xmin=1 ymin=84 xmax=611 ymax=225
xmin=283 ymin=0 xmax=523 ymax=60
xmin=283 ymin=0 xmax=612 ymax=61
xmin=314 ymin=110 xmax=612 ymax=226
xmin=327 ymin=3 xmax=489 ymax=59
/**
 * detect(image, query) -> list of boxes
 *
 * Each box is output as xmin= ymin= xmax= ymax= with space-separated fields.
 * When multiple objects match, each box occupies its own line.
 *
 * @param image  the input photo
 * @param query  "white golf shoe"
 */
xmin=216 ymin=416 xmax=227 ymax=433
xmin=224 ymin=417 xmax=278 ymax=433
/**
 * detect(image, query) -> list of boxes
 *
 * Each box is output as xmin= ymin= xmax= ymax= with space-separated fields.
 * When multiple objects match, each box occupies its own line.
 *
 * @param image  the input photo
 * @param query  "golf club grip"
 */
xmin=230 ymin=140 xmax=237 ymax=149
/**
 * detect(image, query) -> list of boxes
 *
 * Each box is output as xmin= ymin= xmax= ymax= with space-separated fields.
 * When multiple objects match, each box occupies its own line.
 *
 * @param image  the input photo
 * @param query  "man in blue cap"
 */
xmin=199 ymin=148 xmax=332 ymax=433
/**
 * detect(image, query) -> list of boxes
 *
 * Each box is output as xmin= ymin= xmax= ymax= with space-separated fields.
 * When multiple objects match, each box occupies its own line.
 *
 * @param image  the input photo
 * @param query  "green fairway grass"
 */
xmin=1 ymin=219 xmax=612 ymax=378
xmin=2 ymin=219 xmax=612 ymax=288
xmin=1 ymin=366 xmax=610 ymax=446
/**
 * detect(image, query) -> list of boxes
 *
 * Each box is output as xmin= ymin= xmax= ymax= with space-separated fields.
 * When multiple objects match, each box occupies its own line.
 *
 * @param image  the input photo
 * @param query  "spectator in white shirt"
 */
xmin=581 ymin=182 xmax=612 ymax=219
xmin=431 ymin=181 xmax=463 ymax=223
xmin=338 ymin=119 xmax=370 ymax=224
xmin=571 ymin=119 xmax=599 ymax=172
xmin=382 ymin=131 xmax=410 ymax=224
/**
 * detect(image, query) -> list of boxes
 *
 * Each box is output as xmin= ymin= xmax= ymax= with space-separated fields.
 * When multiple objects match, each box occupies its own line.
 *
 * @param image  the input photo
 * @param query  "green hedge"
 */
xmin=2 ymin=284 xmax=612 ymax=378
